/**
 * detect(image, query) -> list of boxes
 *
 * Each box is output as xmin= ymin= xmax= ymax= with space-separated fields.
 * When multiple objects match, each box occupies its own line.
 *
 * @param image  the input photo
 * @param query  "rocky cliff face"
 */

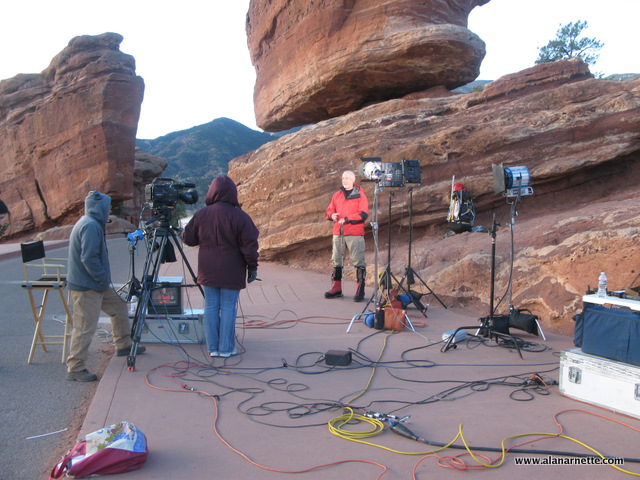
xmin=230 ymin=59 xmax=640 ymax=334
xmin=0 ymin=32 xmax=144 ymax=237
xmin=247 ymin=0 xmax=489 ymax=131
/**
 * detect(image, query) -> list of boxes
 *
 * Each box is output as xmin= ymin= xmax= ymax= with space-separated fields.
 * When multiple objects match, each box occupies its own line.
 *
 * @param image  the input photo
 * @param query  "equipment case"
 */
xmin=559 ymin=348 xmax=640 ymax=419
xmin=131 ymin=309 xmax=204 ymax=344
xmin=575 ymin=301 xmax=640 ymax=366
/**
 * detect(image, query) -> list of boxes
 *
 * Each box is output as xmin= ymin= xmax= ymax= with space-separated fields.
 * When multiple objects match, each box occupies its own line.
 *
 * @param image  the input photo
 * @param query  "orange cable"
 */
xmin=143 ymin=364 xmax=389 ymax=478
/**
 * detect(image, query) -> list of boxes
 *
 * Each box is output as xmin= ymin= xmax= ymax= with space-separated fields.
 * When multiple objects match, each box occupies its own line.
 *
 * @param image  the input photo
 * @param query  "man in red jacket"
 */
xmin=325 ymin=170 xmax=369 ymax=301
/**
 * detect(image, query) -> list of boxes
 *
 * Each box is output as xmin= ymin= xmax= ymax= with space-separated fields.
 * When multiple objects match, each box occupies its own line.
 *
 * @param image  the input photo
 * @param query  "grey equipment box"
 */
xmin=132 ymin=309 xmax=205 ymax=344
xmin=559 ymin=348 xmax=640 ymax=419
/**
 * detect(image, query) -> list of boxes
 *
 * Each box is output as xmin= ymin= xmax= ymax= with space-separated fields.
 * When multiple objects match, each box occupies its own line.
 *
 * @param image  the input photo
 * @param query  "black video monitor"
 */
xmin=148 ymin=277 xmax=183 ymax=315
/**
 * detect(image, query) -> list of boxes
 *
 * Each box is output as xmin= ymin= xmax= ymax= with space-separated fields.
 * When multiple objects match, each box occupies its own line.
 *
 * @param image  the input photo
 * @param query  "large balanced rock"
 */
xmin=230 ymin=59 xmax=640 ymax=333
xmin=247 ymin=0 xmax=490 ymax=131
xmin=0 ymin=32 xmax=144 ymax=237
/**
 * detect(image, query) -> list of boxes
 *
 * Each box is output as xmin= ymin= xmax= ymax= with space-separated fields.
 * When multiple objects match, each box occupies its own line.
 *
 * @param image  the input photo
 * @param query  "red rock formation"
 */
xmin=247 ymin=0 xmax=490 ymax=131
xmin=0 ymin=32 xmax=144 ymax=237
xmin=229 ymin=59 xmax=640 ymax=333
xmin=121 ymin=150 xmax=169 ymax=225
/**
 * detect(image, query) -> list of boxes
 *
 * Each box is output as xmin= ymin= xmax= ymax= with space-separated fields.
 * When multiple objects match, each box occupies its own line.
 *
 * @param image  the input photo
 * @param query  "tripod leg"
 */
xmin=169 ymin=228 xmax=204 ymax=296
xmin=395 ymin=273 xmax=428 ymax=317
xmin=127 ymin=229 xmax=168 ymax=371
xmin=127 ymin=286 xmax=153 ymax=371
xmin=116 ymin=244 xmax=141 ymax=302
xmin=403 ymin=311 xmax=416 ymax=332
xmin=410 ymin=269 xmax=448 ymax=309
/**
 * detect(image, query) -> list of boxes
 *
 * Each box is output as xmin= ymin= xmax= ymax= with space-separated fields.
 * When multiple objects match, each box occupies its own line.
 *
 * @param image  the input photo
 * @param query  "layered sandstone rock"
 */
xmin=230 ymin=59 xmax=640 ymax=333
xmin=247 ymin=0 xmax=489 ymax=131
xmin=121 ymin=150 xmax=169 ymax=224
xmin=0 ymin=32 xmax=144 ymax=237
xmin=31 ymin=149 xmax=166 ymax=241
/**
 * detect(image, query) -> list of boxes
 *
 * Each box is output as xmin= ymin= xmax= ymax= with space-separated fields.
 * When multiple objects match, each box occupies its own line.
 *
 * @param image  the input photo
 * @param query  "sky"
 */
xmin=1 ymin=0 xmax=638 ymax=140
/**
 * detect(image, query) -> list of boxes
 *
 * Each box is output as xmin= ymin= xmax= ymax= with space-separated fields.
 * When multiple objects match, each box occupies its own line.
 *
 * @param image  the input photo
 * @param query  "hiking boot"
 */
xmin=66 ymin=369 xmax=98 ymax=382
xmin=115 ymin=344 xmax=147 ymax=357
xmin=324 ymin=266 xmax=343 ymax=298
xmin=324 ymin=281 xmax=342 ymax=298
xmin=353 ymin=266 xmax=366 ymax=302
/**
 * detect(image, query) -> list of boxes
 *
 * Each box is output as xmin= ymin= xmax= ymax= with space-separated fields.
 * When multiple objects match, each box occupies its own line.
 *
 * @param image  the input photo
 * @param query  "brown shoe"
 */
xmin=66 ymin=369 xmax=98 ymax=382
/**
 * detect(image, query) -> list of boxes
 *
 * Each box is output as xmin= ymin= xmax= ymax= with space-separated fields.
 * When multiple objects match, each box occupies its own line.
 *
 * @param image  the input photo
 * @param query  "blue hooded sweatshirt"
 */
xmin=67 ymin=191 xmax=112 ymax=292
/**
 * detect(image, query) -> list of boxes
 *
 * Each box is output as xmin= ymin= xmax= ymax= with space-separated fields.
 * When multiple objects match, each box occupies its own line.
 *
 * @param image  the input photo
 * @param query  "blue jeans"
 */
xmin=203 ymin=286 xmax=240 ymax=354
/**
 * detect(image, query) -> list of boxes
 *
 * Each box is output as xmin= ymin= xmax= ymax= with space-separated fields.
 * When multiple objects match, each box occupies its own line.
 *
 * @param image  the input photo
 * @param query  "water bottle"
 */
xmin=129 ymin=298 xmax=138 ymax=315
xmin=597 ymin=272 xmax=607 ymax=298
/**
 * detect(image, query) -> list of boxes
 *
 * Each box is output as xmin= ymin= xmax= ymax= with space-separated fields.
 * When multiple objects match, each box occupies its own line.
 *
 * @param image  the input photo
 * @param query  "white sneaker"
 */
xmin=219 ymin=349 xmax=238 ymax=358
xmin=209 ymin=351 xmax=219 ymax=357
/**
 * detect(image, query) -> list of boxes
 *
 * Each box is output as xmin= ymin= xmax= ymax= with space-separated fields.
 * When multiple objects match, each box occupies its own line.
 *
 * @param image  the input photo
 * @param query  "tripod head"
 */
xmin=145 ymin=206 xmax=173 ymax=228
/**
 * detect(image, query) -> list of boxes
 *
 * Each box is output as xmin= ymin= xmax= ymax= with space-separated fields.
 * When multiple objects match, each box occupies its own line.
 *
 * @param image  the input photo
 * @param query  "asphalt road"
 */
xmin=0 ymin=236 xmax=137 ymax=480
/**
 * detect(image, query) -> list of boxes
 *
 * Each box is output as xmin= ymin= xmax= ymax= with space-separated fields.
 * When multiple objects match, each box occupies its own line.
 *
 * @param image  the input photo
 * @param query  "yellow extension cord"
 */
xmin=327 ymin=334 xmax=640 ymax=476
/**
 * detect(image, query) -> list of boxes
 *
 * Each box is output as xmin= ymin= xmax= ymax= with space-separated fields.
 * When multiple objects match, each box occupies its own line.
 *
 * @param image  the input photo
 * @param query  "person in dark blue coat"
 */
xmin=182 ymin=176 xmax=259 ymax=358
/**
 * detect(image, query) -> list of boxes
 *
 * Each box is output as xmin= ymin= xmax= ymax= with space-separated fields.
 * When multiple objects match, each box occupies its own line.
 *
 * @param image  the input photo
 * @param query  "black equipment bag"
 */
xmin=447 ymin=184 xmax=475 ymax=233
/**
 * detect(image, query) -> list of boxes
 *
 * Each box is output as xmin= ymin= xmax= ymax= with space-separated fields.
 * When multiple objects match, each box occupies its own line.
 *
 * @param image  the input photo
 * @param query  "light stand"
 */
xmin=347 ymin=180 xmax=383 ymax=332
xmin=506 ymin=191 xmax=520 ymax=314
xmin=116 ymin=232 xmax=143 ymax=303
xmin=397 ymin=186 xmax=447 ymax=313
xmin=504 ymin=180 xmax=546 ymax=339
xmin=441 ymin=213 xmax=524 ymax=358
xmin=358 ymin=179 xmax=382 ymax=314
xmin=350 ymin=188 xmax=411 ymax=332
xmin=126 ymin=209 xmax=203 ymax=371
xmin=359 ymin=189 xmax=400 ymax=311
xmin=347 ymin=158 xmax=421 ymax=332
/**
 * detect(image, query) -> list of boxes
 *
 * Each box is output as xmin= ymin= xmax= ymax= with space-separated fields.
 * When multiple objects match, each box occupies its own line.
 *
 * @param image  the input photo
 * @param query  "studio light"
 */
xmin=358 ymin=157 xmax=422 ymax=187
xmin=359 ymin=157 xmax=383 ymax=181
xmin=492 ymin=164 xmax=534 ymax=197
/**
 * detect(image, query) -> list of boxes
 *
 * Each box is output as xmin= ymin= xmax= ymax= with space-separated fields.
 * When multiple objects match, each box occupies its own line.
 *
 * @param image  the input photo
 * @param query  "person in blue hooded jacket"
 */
xmin=66 ymin=191 xmax=145 ymax=382
xmin=182 ymin=176 xmax=259 ymax=358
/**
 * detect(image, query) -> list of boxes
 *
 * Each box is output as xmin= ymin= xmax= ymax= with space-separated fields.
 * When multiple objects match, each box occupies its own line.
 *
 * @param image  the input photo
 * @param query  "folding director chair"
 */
xmin=20 ymin=241 xmax=73 ymax=364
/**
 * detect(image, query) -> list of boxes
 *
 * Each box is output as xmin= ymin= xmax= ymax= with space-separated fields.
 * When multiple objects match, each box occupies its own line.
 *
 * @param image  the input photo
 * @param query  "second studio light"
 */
xmin=492 ymin=164 xmax=534 ymax=197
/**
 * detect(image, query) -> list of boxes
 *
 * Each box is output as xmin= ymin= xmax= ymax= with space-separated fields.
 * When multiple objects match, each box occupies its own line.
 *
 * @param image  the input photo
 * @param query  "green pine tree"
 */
xmin=535 ymin=20 xmax=603 ymax=67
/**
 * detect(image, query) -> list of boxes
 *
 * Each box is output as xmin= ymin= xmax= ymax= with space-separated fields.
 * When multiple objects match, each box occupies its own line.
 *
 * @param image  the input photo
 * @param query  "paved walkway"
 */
xmin=3 ymin=238 xmax=639 ymax=479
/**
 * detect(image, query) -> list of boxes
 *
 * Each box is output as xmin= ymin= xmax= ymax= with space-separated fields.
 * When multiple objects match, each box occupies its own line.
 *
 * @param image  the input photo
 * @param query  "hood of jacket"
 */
xmin=205 ymin=176 xmax=239 ymax=207
xmin=84 ymin=191 xmax=111 ymax=225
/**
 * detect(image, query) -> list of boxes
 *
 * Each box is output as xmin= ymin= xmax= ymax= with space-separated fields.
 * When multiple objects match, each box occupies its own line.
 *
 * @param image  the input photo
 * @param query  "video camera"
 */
xmin=145 ymin=178 xmax=199 ymax=211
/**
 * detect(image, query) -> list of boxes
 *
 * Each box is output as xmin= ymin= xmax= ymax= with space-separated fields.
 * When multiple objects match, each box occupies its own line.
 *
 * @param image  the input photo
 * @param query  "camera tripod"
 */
xmin=441 ymin=214 xmax=523 ymax=358
xmin=125 ymin=214 xmax=203 ymax=371
xmin=396 ymin=186 xmax=447 ymax=314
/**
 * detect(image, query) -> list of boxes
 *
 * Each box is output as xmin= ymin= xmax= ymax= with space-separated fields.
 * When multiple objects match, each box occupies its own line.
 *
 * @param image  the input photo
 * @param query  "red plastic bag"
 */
xmin=49 ymin=421 xmax=148 ymax=478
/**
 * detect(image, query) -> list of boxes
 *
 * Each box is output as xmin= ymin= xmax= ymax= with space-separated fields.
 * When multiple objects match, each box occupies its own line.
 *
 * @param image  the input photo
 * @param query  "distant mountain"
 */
xmin=453 ymin=80 xmax=492 ymax=93
xmin=604 ymin=73 xmax=640 ymax=81
xmin=135 ymin=118 xmax=291 ymax=203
